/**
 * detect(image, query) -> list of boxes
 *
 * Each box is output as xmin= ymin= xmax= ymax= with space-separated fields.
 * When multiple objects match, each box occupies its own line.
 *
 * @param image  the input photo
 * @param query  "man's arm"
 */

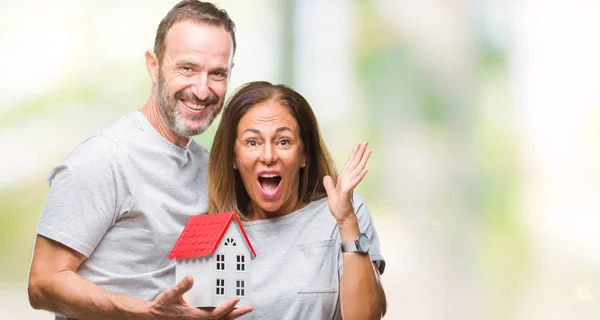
xmin=28 ymin=235 xmax=253 ymax=320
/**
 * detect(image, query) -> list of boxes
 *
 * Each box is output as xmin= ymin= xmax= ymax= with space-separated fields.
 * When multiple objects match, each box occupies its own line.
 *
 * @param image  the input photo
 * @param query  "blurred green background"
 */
xmin=2 ymin=0 xmax=600 ymax=319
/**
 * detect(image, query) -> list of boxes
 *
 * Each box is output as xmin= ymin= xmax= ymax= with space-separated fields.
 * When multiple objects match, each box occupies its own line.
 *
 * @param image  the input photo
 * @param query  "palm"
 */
xmin=324 ymin=142 xmax=371 ymax=222
xmin=151 ymin=275 xmax=252 ymax=319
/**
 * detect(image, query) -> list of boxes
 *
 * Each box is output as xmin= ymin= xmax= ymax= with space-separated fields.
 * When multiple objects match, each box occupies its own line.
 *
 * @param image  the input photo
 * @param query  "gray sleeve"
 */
xmin=36 ymin=135 xmax=132 ymax=257
xmin=338 ymin=194 xmax=386 ymax=278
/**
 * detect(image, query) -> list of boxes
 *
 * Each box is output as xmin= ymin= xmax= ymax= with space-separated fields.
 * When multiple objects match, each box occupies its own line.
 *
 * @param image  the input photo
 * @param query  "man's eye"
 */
xmin=180 ymin=67 xmax=193 ymax=74
xmin=211 ymin=72 xmax=227 ymax=80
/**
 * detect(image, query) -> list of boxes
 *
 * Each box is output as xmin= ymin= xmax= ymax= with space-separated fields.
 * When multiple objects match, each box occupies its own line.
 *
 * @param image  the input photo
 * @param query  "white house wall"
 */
xmin=176 ymin=257 xmax=212 ymax=307
xmin=212 ymin=220 xmax=253 ymax=306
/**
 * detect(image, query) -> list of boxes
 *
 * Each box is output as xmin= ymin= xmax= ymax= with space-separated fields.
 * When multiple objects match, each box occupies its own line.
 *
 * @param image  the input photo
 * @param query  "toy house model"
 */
xmin=169 ymin=212 xmax=256 ymax=307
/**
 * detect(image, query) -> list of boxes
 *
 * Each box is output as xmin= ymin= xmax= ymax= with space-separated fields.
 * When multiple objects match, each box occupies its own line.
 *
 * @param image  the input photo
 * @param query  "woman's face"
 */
xmin=234 ymin=100 xmax=306 ymax=219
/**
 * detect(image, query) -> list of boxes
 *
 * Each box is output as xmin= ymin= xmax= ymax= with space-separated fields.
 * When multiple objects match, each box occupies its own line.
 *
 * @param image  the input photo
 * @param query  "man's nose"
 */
xmin=191 ymin=74 xmax=209 ymax=101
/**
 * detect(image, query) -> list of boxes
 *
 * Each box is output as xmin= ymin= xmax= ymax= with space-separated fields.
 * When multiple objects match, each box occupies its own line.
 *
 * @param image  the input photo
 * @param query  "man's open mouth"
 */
xmin=182 ymin=99 xmax=206 ymax=110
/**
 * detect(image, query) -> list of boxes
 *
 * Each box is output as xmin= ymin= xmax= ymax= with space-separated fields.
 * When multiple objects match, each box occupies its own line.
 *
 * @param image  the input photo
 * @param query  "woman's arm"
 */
xmin=323 ymin=142 xmax=387 ymax=319
xmin=28 ymin=235 xmax=252 ymax=319
xmin=338 ymin=219 xmax=387 ymax=319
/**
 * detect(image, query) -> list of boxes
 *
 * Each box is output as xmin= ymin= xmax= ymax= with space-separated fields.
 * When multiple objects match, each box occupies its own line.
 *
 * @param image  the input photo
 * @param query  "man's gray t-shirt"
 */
xmin=241 ymin=195 xmax=385 ymax=320
xmin=36 ymin=111 xmax=209 ymax=318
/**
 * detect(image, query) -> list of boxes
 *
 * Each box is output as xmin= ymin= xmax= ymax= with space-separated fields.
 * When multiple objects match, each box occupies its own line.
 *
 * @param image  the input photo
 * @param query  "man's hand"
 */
xmin=28 ymin=235 xmax=253 ymax=320
xmin=150 ymin=275 xmax=253 ymax=319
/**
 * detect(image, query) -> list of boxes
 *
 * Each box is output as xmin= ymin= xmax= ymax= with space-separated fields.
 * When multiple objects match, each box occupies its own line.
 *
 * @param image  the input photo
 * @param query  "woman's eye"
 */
xmin=246 ymin=140 xmax=258 ymax=147
xmin=278 ymin=139 xmax=290 ymax=146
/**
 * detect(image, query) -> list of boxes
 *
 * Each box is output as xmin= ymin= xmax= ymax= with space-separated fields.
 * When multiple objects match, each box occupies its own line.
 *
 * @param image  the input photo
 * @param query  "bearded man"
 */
xmin=27 ymin=1 xmax=253 ymax=319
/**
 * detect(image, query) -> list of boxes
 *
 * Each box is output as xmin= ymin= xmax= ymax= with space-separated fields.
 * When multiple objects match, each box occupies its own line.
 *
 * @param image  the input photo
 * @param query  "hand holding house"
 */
xmin=169 ymin=212 xmax=256 ymax=307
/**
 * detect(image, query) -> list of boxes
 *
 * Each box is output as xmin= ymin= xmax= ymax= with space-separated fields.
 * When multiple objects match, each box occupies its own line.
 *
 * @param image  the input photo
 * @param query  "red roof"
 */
xmin=168 ymin=212 xmax=256 ymax=260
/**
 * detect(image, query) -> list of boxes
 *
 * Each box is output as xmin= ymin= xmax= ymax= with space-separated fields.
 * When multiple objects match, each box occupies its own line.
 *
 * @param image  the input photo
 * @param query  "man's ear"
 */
xmin=145 ymin=50 xmax=159 ymax=83
xmin=227 ymin=62 xmax=235 ymax=83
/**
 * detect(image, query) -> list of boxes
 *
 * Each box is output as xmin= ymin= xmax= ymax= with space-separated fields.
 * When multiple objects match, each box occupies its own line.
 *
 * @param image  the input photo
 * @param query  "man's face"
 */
xmin=156 ymin=20 xmax=233 ymax=137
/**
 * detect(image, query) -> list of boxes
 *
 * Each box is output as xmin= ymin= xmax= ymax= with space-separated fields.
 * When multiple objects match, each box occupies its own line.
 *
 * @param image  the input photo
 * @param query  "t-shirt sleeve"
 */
xmin=36 ymin=135 xmax=132 ymax=257
xmin=338 ymin=194 xmax=386 ymax=278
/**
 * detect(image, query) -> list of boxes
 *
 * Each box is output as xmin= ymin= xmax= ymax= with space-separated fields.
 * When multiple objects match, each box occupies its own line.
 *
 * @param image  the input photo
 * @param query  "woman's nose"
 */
xmin=260 ymin=144 xmax=277 ymax=165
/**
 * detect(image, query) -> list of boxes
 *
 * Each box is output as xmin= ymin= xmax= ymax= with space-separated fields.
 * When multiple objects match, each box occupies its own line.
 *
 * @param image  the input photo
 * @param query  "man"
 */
xmin=27 ymin=1 xmax=253 ymax=319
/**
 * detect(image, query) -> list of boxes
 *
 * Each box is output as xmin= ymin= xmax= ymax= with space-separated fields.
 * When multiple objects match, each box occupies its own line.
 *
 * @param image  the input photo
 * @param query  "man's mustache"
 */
xmin=174 ymin=89 xmax=219 ymax=106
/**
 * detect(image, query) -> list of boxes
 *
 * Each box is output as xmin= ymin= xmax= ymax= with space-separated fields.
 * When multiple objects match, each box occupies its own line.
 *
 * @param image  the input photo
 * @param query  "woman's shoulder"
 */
xmin=303 ymin=196 xmax=329 ymax=214
xmin=351 ymin=193 xmax=367 ymax=206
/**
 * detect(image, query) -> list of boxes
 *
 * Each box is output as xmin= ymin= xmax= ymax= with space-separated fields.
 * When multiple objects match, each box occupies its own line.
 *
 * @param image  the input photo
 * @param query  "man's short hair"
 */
xmin=154 ymin=0 xmax=236 ymax=64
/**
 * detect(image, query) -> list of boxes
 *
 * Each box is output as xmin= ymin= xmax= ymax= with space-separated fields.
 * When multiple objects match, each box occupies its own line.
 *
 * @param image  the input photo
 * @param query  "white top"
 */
xmin=36 ymin=111 xmax=210 ymax=319
xmin=240 ymin=195 xmax=385 ymax=320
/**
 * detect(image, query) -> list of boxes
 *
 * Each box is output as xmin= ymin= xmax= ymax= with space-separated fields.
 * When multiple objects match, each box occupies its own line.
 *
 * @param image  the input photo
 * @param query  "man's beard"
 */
xmin=156 ymin=73 xmax=222 ymax=137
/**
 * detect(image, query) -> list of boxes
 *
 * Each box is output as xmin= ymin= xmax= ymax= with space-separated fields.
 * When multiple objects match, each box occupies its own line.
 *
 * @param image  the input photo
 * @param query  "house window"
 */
xmin=236 ymin=255 xmax=246 ymax=272
xmin=236 ymin=280 xmax=245 ymax=296
xmin=216 ymin=279 xmax=225 ymax=296
xmin=224 ymin=238 xmax=236 ymax=246
xmin=216 ymin=254 xmax=225 ymax=271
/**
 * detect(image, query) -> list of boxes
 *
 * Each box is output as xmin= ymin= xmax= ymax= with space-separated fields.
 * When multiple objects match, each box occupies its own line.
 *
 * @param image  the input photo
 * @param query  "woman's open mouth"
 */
xmin=258 ymin=173 xmax=282 ymax=198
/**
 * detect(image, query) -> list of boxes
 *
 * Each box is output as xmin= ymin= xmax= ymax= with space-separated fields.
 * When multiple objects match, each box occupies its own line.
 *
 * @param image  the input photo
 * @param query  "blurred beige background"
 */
xmin=2 ymin=0 xmax=600 ymax=319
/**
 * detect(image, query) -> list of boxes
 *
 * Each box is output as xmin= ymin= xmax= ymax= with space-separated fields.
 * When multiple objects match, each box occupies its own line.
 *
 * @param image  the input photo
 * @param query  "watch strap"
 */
xmin=341 ymin=241 xmax=358 ymax=253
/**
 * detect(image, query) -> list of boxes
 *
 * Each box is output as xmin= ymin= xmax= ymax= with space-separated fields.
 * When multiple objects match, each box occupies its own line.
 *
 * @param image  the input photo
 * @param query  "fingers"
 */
xmin=174 ymin=275 xmax=195 ymax=297
xmin=157 ymin=275 xmax=194 ymax=305
xmin=334 ymin=142 xmax=372 ymax=196
xmin=355 ymin=142 xmax=368 ymax=162
xmin=323 ymin=175 xmax=334 ymax=197
xmin=355 ymin=148 xmax=372 ymax=175
xmin=345 ymin=142 xmax=368 ymax=173
xmin=220 ymin=304 xmax=254 ymax=319
xmin=152 ymin=276 xmax=253 ymax=319
xmin=344 ymin=166 xmax=370 ymax=193
xmin=344 ymin=142 xmax=371 ymax=186
xmin=355 ymin=167 xmax=369 ymax=186
xmin=350 ymin=148 xmax=373 ymax=190
xmin=346 ymin=143 xmax=360 ymax=164
xmin=341 ymin=143 xmax=360 ymax=175
xmin=198 ymin=300 xmax=254 ymax=319
xmin=211 ymin=297 xmax=239 ymax=315
xmin=208 ymin=297 xmax=254 ymax=319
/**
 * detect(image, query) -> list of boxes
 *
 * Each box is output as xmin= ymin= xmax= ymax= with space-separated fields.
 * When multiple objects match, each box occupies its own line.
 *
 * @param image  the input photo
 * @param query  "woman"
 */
xmin=208 ymin=81 xmax=386 ymax=319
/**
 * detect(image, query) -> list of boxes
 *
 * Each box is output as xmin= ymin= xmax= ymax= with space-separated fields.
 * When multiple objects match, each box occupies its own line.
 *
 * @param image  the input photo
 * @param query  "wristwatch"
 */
xmin=341 ymin=233 xmax=370 ymax=254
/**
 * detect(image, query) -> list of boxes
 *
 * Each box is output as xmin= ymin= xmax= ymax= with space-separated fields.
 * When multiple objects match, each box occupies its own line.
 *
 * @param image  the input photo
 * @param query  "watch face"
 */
xmin=358 ymin=233 xmax=370 ymax=252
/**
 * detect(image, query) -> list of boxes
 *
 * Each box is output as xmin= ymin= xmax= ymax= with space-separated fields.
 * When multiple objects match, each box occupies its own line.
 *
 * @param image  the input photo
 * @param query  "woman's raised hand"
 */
xmin=323 ymin=141 xmax=371 ymax=224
